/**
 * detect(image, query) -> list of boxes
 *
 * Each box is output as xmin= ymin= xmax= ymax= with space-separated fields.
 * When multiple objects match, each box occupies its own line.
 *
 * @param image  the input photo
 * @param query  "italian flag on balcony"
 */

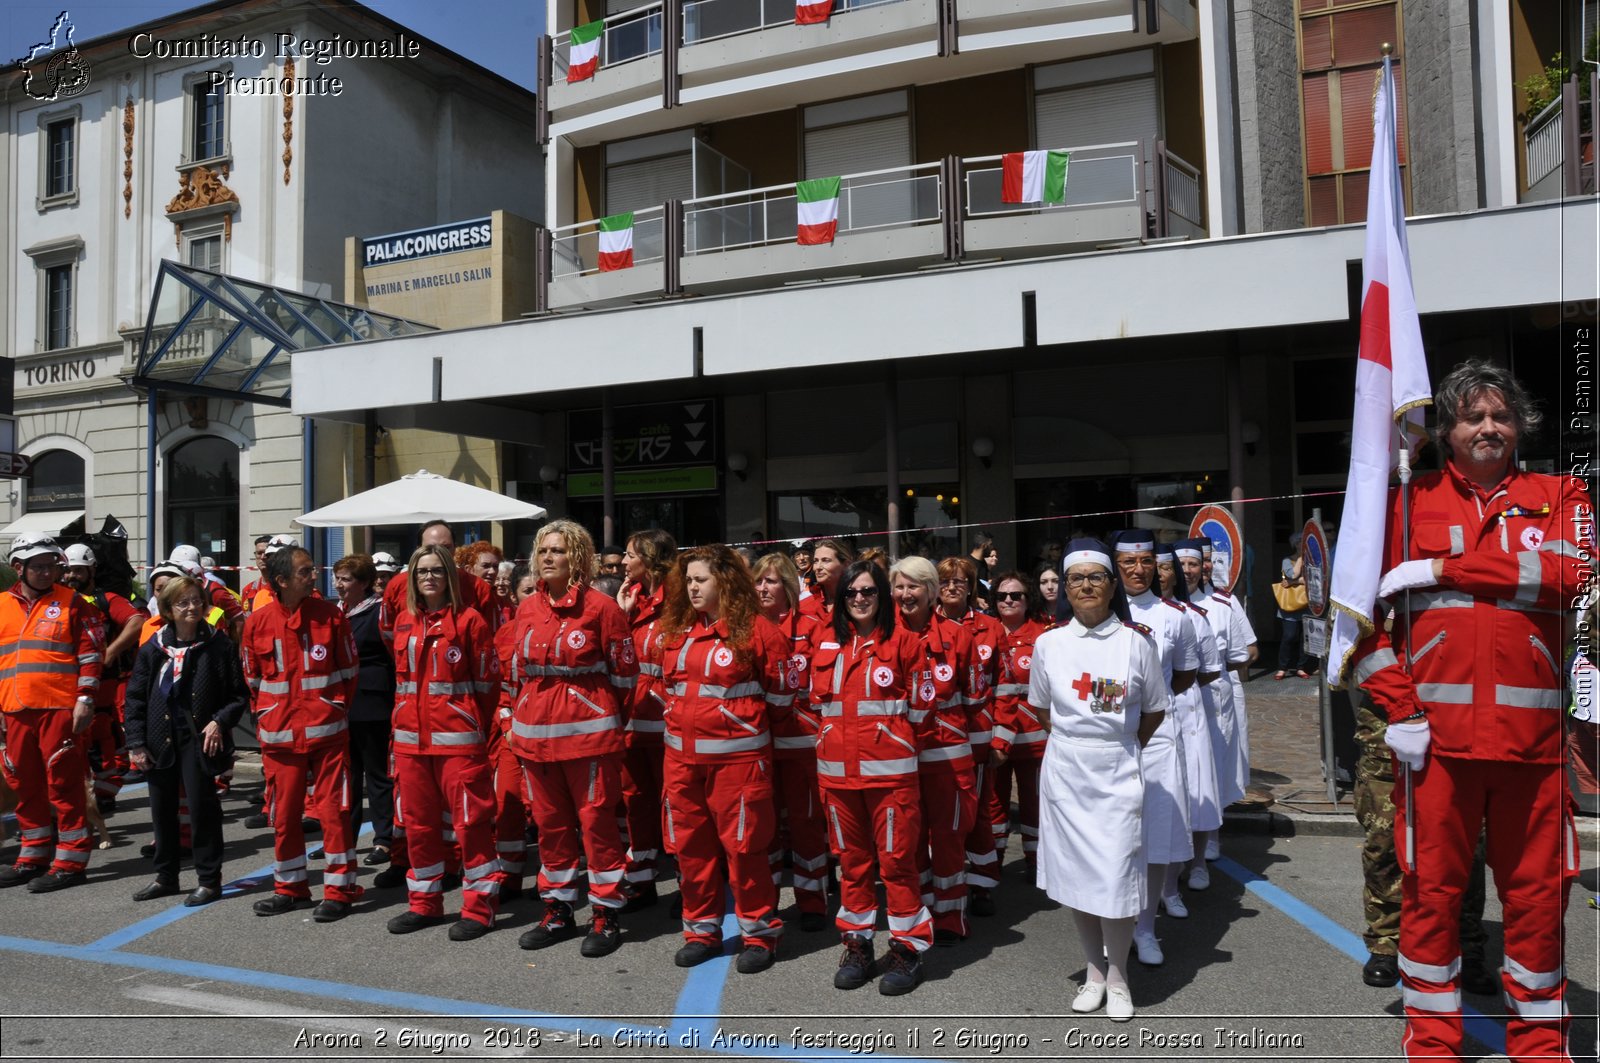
xmin=1001 ymin=150 xmax=1070 ymax=204
xmin=597 ymin=212 xmax=634 ymax=271
xmin=796 ymin=0 xmax=832 ymax=25
xmin=796 ymin=176 xmax=841 ymax=245
xmin=567 ymin=20 xmax=604 ymax=83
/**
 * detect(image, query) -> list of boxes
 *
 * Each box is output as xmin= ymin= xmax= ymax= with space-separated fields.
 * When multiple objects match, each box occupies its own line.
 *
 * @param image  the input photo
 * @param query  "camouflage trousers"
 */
xmin=1353 ymin=697 xmax=1487 ymax=958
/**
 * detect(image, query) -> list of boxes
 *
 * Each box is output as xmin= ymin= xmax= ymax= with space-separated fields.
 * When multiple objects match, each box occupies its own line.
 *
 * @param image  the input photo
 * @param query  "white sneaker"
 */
xmin=1188 ymin=864 xmax=1211 ymax=891
xmin=1205 ymin=837 xmax=1220 ymax=861
xmin=1133 ymin=929 xmax=1164 ymax=966
xmin=1071 ymin=981 xmax=1106 ymax=1013
xmin=1105 ymin=984 xmax=1135 ymax=1022
xmin=1161 ymin=892 xmax=1189 ymax=918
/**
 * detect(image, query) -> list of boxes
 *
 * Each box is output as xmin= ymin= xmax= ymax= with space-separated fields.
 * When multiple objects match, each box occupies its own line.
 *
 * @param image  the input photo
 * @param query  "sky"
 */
xmin=1 ymin=0 xmax=542 ymax=90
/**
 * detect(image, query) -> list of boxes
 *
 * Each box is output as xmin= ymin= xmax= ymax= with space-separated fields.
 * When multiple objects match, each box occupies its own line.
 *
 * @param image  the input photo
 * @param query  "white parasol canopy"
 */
xmin=295 ymin=470 xmax=547 ymax=528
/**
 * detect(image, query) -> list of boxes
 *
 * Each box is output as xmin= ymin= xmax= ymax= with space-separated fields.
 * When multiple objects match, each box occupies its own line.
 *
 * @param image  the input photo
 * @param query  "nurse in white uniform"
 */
xmin=1181 ymin=539 xmax=1250 ymax=879
xmin=1030 ymin=540 xmax=1169 ymax=1023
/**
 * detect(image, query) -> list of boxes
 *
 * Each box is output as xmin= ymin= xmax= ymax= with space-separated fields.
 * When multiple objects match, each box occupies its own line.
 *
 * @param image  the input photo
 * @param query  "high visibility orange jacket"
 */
xmin=240 ymin=596 xmax=358 ymax=753
xmin=0 ymin=584 xmax=101 ymax=712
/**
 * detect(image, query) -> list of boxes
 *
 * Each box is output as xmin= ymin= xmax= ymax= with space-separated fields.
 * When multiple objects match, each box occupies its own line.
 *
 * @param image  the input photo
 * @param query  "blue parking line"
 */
xmin=1215 ymin=854 xmax=1509 ymax=1056
xmin=665 ymin=905 xmax=738 ymax=1045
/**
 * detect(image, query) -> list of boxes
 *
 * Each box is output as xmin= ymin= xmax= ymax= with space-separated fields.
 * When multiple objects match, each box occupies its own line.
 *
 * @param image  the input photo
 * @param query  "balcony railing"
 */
xmin=550 ymin=206 xmax=667 ymax=279
xmin=681 ymin=0 xmax=905 ymax=45
xmin=683 ymin=163 xmax=941 ymax=254
xmin=1526 ymin=96 xmax=1564 ymax=190
xmin=962 ymin=143 xmax=1142 ymax=218
xmin=553 ymin=2 xmax=665 ymax=80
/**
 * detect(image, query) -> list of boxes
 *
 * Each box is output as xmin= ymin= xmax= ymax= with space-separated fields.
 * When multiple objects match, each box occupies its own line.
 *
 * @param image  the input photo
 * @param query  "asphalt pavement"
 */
xmin=0 ymin=771 xmax=1596 ymax=1063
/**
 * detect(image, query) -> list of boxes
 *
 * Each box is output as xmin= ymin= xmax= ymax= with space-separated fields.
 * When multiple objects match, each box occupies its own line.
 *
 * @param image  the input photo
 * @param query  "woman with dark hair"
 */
xmin=386 ymin=544 xmax=502 ymax=941
xmin=798 ymin=539 xmax=853 ymax=626
xmin=751 ymin=552 xmax=829 ymax=929
xmin=617 ymin=527 xmax=678 ymax=911
xmin=510 ymin=519 xmax=638 ymax=958
xmin=657 ymin=546 xmax=794 ymax=973
xmin=988 ymin=571 xmax=1049 ymax=877
xmin=812 ymin=560 xmax=933 ymax=995
xmin=1033 ymin=563 xmax=1062 ymax=626
xmin=124 ymin=576 xmax=249 ymax=906
xmin=333 ymin=553 xmax=396 ymax=868
xmin=1030 ymin=540 xmax=1169 ymax=1022
xmin=490 ymin=562 xmax=538 ymax=899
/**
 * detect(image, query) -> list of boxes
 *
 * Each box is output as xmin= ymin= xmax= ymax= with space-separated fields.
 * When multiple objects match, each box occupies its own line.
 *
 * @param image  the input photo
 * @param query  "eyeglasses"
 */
xmin=415 ymin=567 xmax=448 ymax=580
xmin=1066 ymin=573 xmax=1111 ymax=588
xmin=844 ymin=587 xmax=878 ymax=599
xmin=939 ymin=578 xmax=968 ymax=587
xmin=172 ymin=598 xmax=206 ymax=612
xmin=994 ymin=590 xmax=1027 ymax=602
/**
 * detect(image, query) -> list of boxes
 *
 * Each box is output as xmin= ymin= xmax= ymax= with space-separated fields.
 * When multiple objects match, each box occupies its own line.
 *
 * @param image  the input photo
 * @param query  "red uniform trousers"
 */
xmin=772 ymin=757 xmax=829 ymax=915
xmin=621 ymin=742 xmax=665 ymax=886
xmin=822 ymin=784 xmax=933 ymax=952
xmin=394 ymin=752 xmax=501 ymax=926
xmin=263 ymin=745 xmax=362 ymax=902
xmin=493 ymin=741 xmax=528 ymax=890
xmin=84 ymin=710 xmax=124 ymax=803
xmin=1396 ymin=755 xmax=1576 ymax=1061
xmin=521 ymin=755 xmax=627 ymax=908
xmin=990 ymin=758 xmax=1013 ymax=855
xmin=2 ymin=709 xmax=92 ymax=874
xmin=962 ymin=759 xmax=1001 ymax=889
xmin=917 ymin=764 xmax=976 ymax=936
xmin=664 ymin=757 xmax=783 ymax=950
xmin=1000 ymin=757 xmax=1042 ymax=870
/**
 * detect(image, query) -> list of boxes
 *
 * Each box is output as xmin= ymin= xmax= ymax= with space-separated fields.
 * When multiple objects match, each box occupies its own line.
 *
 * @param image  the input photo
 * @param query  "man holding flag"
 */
xmin=1332 ymin=52 xmax=1588 ymax=1063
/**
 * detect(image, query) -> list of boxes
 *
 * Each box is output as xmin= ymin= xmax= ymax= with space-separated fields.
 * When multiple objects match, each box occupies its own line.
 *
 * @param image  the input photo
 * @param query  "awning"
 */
xmin=0 ymin=509 xmax=84 ymax=540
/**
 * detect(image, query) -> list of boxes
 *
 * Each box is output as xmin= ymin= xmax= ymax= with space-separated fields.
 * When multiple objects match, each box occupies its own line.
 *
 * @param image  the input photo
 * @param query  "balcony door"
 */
xmin=165 ymin=435 xmax=240 ymax=589
xmin=1034 ymin=51 xmax=1159 ymax=208
xmin=803 ymin=91 xmax=912 ymax=232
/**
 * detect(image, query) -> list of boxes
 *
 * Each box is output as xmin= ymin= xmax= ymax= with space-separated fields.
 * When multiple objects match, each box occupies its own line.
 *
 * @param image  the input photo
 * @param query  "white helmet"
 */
xmin=9 ymin=534 xmax=63 ymax=564
xmin=170 ymin=544 xmax=202 ymax=567
xmin=264 ymin=534 xmax=299 ymax=556
xmin=372 ymin=551 xmax=401 ymax=573
xmin=63 ymin=543 xmax=97 ymax=568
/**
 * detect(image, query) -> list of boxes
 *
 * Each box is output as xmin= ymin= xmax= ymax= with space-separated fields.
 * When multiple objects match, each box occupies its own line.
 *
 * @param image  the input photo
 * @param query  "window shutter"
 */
xmin=605 ymin=151 xmax=692 ymax=214
xmin=803 ymin=115 xmax=910 ymax=180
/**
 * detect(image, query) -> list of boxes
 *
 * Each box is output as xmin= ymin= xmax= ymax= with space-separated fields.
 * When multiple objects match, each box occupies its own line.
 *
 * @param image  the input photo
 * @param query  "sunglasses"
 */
xmin=844 ymin=587 xmax=878 ymax=599
xmin=994 ymin=590 xmax=1027 ymax=602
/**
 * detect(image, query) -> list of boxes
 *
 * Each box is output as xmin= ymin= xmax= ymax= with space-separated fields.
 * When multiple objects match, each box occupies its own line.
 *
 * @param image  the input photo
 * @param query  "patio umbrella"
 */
xmin=294 ymin=469 xmax=547 ymax=528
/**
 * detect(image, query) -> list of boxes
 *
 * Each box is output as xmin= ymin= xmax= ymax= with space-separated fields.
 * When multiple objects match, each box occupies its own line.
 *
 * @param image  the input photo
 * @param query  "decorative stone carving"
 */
xmin=122 ymin=97 xmax=134 ymax=218
xmin=165 ymin=164 xmax=240 ymax=243
xmin=282 ymin=56 xmax=295 ymax=185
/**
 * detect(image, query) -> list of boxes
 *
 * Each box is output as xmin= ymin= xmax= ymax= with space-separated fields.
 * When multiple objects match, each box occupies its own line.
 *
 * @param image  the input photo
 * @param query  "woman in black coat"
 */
xmin=124 ymin=576 xmax=249 ymax=906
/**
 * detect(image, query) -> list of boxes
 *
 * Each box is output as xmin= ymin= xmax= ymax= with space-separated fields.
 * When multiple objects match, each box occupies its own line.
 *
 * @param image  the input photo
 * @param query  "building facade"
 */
xmin=1 ymin=0 xmax=540 ymax=579
xmin=298 ymin=0 xmax=1592 ymax=625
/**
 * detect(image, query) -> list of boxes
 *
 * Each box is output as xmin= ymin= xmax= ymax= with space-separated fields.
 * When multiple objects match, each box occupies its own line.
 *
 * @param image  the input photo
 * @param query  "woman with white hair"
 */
xmin=1029 ymin=539 xmax=1169 ymax=1022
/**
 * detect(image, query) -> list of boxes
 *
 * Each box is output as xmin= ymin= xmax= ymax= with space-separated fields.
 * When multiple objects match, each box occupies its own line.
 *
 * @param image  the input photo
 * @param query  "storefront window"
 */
xmin=25 ymin=449 xmax=85 ymax=512
xmin=772 ymin=485 xmax=959 ymax=558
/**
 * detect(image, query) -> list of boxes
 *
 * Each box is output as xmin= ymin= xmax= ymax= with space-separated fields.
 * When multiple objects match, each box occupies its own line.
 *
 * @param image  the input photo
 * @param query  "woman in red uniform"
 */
xmin=510 ymin=520 xmax=638 ymax=958
xmin=751 ymin=553 xmax=829 ymax=931
xmin=386 ymin=544 xmax=503 ymax=941
xmin=812 ymin=560 xmax=933 ymax=995
xmin=616 ymin=528 xmax=676 ymax=910
xmin=798 ymin=539 xmax=852 ymax=626
xmin=988 ymin=572 xmax=1050 ymax=877
xmin=658 ymin=545 xmax=794 ymax=972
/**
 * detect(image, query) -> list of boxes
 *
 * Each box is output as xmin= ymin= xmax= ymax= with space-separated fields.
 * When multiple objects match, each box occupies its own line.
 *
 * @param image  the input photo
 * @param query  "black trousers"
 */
xmin=348 ymin=719 xmax=395 ymax=848
xmin=145 ymin=729 xmax=225 ymax=887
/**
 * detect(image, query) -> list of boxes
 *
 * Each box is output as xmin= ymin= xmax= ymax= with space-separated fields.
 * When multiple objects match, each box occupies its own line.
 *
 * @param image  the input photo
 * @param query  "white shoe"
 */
xmin=1161 ymin=892 xmax=1189 ymax=918
xmin=1205 ymin=837 xmax=1220 ymax=861
xmin=1188 ymin=864 xmax=1211 ymax=891
xmin=1133 ymin=929 xmax=1164 ymax=966
xmin=1105 ymin=984 xmax=1135 ymax=1022
xmin=1072 ymin=981 xmax=1106 ymax=1013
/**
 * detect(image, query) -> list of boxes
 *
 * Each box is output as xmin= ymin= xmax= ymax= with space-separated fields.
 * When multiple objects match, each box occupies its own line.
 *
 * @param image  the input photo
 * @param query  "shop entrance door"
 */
xmin=166 ymin=436 xmax=241 ymax=589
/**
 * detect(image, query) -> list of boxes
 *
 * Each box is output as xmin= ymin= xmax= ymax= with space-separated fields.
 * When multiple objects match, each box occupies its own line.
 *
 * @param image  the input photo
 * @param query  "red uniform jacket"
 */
xmin=810 ymin=626 xmax=928 ymax=789
xmin=943 ymin=607 xmax=1002 ymax=756
xmin=80 ymin=590 xmax=141 ymax=710
xmin=391 ymin=605 xmax=499 ymax=757
xmin=1353 ymin=462 xmax=1587 ymax=763
xmin=508 ymin=582 xmax=638 ymax=763
xmin=626 ymin=584 xmax=668 ymax=746
xmin=240 ymin=597 xmax=358 ymax=753
xmin=769 ymin=610 xmax=822 ymax=761
xmin=991 ymin=619 xmax=1050 ymax=758
xmin=660 ymin=615 xmax=793 ymax=764
xmin=905 ymin=614 xmax=978 ymax=774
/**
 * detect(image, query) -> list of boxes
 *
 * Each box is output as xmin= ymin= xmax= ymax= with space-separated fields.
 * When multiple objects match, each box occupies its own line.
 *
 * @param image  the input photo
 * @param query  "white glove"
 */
xmin=1384 ymin=718 xmax=1431 ymax=771
xmin=1378 ymin=559 xmax=1439 ymax=599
